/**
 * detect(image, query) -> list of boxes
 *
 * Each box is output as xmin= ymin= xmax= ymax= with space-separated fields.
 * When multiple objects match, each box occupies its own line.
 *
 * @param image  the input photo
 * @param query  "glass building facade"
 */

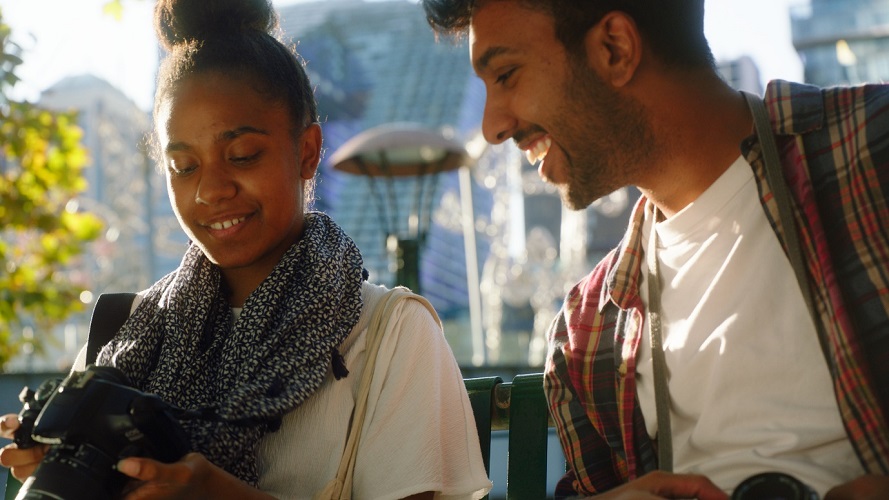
xmin=278 ymin=0 xmax=493 ymax=321
xmin=791 ymin=0 xmax=889 ymax=85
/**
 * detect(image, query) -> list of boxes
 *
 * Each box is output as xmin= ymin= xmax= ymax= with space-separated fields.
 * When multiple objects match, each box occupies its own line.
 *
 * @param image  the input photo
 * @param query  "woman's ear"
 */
xmin=583 ymin=11 xmax=642 ymax=88
xmin=299 ymin=122 xmax=322 ymax=180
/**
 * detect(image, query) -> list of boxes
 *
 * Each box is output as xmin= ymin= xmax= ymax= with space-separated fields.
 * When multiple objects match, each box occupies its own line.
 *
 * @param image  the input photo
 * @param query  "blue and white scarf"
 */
xmin=96 ymin=212 xmax=364 ymax=485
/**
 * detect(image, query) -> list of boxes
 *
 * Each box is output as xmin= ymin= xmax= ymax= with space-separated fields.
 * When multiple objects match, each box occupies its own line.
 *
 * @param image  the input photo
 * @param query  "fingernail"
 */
xmin=1 ymin=415 xmax=16 ymax=429
xmin=116 ymin=458 xmax=140 ymax=476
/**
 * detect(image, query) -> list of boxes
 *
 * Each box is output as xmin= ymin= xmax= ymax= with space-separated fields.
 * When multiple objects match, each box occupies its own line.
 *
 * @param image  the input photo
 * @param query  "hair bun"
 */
xmin=154 ymin=0 xmax=278 ymax=51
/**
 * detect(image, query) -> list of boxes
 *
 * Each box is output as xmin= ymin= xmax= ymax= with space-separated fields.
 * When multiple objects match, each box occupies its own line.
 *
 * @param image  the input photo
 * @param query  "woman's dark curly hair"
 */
xmin=153 ymin=0 xmax=317 ymax=128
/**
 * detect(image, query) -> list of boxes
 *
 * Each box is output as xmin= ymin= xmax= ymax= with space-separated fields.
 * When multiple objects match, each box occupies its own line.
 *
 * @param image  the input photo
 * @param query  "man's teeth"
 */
xmin=209 ymin=217 xmax=245 ymax=230
xmin=524 ymin=137 xmax=552 ymax=165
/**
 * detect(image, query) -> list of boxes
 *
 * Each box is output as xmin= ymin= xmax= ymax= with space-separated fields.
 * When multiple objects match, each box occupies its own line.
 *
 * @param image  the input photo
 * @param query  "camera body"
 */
xmin=14 ymin=364 xmax=191 ymax=500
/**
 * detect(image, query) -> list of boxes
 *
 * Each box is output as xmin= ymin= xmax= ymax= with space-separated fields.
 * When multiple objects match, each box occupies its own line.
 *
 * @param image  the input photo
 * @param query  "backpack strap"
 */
xmin=86 ymin=292 xmax=137 ymax=365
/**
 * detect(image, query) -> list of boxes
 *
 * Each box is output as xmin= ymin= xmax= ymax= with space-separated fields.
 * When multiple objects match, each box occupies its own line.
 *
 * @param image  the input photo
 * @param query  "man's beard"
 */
xmin=556 ymin=59 xmax=656 ymax=211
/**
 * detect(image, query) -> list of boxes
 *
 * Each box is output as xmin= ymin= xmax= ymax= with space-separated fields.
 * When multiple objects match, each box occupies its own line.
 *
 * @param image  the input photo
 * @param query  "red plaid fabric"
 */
xmin=545 ymin=80 xmax=889 ymax=497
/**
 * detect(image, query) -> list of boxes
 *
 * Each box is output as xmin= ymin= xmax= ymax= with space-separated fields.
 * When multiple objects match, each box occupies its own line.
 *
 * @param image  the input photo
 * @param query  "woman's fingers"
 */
xmin=0 ymin=443 xmax=49 ymax=481
xmin=0 ymin=414 xmax=20 ymax=440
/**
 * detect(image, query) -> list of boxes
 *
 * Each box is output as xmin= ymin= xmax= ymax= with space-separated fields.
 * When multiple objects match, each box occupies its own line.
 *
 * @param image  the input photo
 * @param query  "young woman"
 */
xmin=0 ymin=0 xmax=491 ymax=498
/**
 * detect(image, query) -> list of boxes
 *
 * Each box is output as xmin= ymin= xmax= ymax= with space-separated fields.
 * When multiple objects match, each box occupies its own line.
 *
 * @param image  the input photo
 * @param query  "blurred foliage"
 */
xmin=0 ymin=7 xmax=103 ymax=370
xmin=103 ymin=0 xmax=125 ymax=21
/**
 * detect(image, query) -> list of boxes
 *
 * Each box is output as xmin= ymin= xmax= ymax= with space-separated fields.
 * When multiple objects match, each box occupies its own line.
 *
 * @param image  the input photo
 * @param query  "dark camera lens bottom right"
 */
xmin=731 ymin=472 xmax=819 ymax=500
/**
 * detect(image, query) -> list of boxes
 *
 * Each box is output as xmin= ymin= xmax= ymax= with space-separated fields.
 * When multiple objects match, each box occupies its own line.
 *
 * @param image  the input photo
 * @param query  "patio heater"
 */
xmin=330 ymin=122 xmax=470 ymax=294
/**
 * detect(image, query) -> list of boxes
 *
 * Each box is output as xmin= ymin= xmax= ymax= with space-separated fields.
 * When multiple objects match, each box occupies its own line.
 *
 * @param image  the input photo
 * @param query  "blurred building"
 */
xmin=38 ymin=75 xmax=176 ymax=295
xmin=39 ymin=75 xmax=186 ymax=290
xmin=717 ymin=56 xmax=763 ymax=95
xmin=278 ymin=0 xmax=493 ymax=330
xmin=791 ymin=0 xmax=889 ymax=85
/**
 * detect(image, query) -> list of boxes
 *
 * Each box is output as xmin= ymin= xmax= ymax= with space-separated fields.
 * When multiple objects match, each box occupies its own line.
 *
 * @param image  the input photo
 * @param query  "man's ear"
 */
xmin=583 ymin=11 xmax=642 ymax=87
xmin=299 ymin=122 xmax=322 ymax=180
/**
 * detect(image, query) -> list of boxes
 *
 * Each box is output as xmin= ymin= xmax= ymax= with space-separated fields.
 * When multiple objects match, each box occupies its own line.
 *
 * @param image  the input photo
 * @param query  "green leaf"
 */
xmin=0 ymin=7 xmax=103 ymax=370
xmin=102 ymin=1 xmax=124 ymax=21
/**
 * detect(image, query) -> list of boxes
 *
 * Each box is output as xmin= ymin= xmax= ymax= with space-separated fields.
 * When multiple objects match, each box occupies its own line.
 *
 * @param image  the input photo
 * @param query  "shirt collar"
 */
xmin=601 ymin=196 xmax=648 ymax=311
xmin=603 ymin=79 xmax=822 ymax=311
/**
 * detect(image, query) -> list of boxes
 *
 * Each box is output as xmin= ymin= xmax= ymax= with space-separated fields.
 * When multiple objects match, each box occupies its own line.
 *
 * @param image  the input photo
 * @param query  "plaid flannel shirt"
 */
xmin=544 ymin=80 xmax=889 ymax=497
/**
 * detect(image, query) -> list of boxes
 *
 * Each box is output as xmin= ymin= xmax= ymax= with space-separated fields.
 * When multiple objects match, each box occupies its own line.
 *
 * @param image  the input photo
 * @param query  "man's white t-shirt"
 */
xmin=636 ymin=155 xmax=864 ymax=495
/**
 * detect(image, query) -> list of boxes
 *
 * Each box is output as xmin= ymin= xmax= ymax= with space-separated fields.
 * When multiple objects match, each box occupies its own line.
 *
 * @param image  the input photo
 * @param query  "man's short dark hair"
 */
xmin=421 ymin=0 xmax=714 ymax=69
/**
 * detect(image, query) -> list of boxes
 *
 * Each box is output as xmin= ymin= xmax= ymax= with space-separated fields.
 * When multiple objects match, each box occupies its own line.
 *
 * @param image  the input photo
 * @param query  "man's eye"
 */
xmin=495 ymin=67 xmax=517 ymax=85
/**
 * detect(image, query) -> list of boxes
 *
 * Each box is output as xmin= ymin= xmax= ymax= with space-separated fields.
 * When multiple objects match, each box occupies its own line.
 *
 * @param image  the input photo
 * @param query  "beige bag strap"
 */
xmin=314 ymin=287 xmax=438 ymax=500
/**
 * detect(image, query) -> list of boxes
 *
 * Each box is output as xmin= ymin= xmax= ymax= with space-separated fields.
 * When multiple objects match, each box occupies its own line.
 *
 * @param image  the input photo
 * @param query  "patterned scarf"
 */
xmin=96 ymin=212 xmax=364 ymax=485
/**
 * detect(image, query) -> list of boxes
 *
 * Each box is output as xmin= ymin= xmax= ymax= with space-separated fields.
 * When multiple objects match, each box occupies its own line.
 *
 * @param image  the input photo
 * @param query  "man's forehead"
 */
xmin=469 ymin=1 xmax=554 ymax=71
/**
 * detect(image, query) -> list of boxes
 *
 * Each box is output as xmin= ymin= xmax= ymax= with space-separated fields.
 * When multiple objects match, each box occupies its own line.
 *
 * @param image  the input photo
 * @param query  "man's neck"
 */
xmin=635 ymin=73 xmax=754 ymax=218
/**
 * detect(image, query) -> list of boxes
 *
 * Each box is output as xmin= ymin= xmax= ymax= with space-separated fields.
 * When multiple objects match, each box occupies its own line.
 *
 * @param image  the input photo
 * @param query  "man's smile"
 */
xmin=522 ymin=135 xmax=552 ymax=165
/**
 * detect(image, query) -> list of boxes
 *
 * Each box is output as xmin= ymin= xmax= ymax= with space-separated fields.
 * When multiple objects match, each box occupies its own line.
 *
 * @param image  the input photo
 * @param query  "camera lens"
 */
xmin=731 ymin=472 xmax=818 ymax=500
xmin=13 ymin=365 xmax=190 ymax=500
xmin=16 ymin=443 xmax=125 ymax=500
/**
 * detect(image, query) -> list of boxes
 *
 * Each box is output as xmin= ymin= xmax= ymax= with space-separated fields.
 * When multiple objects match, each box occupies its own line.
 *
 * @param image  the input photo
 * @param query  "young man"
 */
xmin=421 ymin=1 xmax=889 ymax=498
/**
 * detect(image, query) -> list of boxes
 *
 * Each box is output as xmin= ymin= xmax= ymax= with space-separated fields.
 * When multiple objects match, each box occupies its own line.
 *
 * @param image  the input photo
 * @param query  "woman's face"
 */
xmin=156 ymin=72 xmax=320 ymax=289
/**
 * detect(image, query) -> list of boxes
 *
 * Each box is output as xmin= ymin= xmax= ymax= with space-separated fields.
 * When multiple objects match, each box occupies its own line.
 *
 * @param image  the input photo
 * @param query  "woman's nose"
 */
xmin=194 ymin=162 xmax=237 ymax=205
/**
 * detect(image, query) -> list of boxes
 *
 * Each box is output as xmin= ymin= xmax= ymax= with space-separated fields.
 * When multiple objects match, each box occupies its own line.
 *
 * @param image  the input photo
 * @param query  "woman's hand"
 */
xmin=0 ymin=413 xmax=49 ymax=481
xmin=588 ymin=471 xmax=729 ymax=500
xmin=117 ymin=453 xmax=275 ymax=500
xmin=0 ymin=414 xmax=18 ymax=441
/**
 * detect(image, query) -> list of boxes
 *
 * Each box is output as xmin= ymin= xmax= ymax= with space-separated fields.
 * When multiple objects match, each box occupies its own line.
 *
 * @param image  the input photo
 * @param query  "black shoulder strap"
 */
xmin=86 ymin=292 xmax=137 ymax=365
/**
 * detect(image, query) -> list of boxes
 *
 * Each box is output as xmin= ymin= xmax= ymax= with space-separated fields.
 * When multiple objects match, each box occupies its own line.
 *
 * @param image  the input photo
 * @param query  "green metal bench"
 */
xmin=4 ymin=470 xmax=18 ymax=500
xmin=465 ymin=372 xmax=553 ymax=500
xmin=5 ymin=373 xmax=555 ymax=500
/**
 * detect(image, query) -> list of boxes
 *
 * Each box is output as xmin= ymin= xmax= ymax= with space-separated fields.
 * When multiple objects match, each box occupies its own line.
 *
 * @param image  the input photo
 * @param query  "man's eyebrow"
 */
xmin=164 ymin=126 xmax=270 ymax=155
xmin=474 ymin=46 xmax=516 ymax=73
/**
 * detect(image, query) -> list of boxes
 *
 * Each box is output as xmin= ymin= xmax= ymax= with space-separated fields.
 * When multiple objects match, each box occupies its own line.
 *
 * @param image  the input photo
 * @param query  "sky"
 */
xmin=3 ymin=0 xmax=807 ymax=113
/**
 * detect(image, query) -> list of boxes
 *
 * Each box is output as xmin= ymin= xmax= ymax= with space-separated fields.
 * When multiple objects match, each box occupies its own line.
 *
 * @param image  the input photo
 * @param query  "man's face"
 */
xmin=469 ymin=0 xmax=655 ymax=210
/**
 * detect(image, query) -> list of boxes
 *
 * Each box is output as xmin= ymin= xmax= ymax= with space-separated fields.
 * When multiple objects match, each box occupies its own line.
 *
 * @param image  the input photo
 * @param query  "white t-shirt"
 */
xmin=636 ymin=156 xmax=864 ymax=496
xmin=75 ymin=282 xmax=492 ymax=500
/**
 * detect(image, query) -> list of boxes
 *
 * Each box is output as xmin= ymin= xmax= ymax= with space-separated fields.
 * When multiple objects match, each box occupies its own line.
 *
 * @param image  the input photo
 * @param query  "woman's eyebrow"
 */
xmin=218 ymin=126 xmax=270 ymax=142
xmin=165 ymin=141 xmax=192 ymax=154
xmin=164 ymin=126 xmax=271 ymax=155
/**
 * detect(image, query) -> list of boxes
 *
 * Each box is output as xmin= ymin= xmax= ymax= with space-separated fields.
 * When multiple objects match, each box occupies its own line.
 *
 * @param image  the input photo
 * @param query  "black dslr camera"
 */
xmin=13 ymin=364 xmax=192 ymax=500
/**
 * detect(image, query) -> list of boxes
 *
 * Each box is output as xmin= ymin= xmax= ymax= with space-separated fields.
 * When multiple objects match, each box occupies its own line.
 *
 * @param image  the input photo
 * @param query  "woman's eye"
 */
xmin=229 ymin=152 xmax=260 ymax=164
xmin=168 ymin=160 xmax=197 ymax=176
